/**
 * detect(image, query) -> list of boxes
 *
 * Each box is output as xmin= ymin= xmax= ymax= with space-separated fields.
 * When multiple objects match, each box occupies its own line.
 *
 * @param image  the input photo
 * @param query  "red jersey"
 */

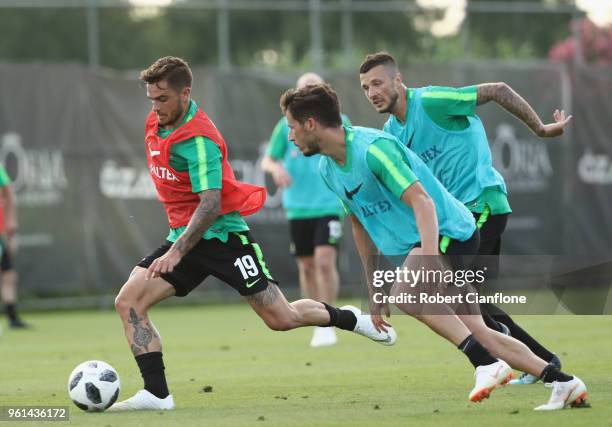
xmin=145 ymin=108 xmax=265 ymax=228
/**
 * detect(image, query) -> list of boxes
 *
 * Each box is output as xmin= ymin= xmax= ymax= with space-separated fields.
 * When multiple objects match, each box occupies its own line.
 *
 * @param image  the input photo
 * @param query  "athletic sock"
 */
xmin=539 ymin=364 xmax=573 ymax=383
xmin=135 ymin=352 xmax=170 ymax=399
xmin=481 ymin=310 xmax=505 ymax=333
xmin=5 ymin=304 xmax=18 ymax=322
xmin=322 ymin=303 xmax=357 ymax=331
xmin=490 ymin=313 xmax=556 ymax=363
xmin=458 ymin=334 xmax=498 ymax=368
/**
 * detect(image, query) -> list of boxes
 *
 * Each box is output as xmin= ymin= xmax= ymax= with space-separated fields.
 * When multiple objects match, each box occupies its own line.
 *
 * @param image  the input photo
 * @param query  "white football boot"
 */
xmin=469 ymin=360 xmax=513 ymax=402
xmin=107 ymin=389 xmax=175 ymax=411
xmin=534 ymin=376 xmax=587 ymax=411
xmin=310 ymin=326 xmax=338 ymax=347
xmin=340 ymin=305 xmax=397 ymax=346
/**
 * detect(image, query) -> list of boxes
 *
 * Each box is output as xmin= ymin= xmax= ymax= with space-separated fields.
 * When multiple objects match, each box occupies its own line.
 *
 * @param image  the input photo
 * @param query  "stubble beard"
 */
xmin=302 ymin=136 xmax=321 ymax=157
xmin=379 ymin=89 xmax=399 ymax=115
xmin=160 ymin=101 xmax=186 ymax=128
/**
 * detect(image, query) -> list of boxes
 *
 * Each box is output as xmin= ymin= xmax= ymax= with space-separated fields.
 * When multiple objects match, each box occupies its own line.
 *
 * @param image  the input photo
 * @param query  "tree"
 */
xmin=549 ymin=18 xmax=612 ymax=64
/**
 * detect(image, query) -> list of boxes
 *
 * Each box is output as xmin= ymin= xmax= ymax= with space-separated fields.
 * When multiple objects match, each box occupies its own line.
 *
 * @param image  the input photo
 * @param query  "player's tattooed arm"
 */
xmin=144 ymin=189 xmax=220 ymax=280
xmin=476 ymin=82 xmax=571 ymax=138
xmin=172 ymin=189 xmax=221 ymax=256
xmin=477 ymin=83 xmax=544 ymax=135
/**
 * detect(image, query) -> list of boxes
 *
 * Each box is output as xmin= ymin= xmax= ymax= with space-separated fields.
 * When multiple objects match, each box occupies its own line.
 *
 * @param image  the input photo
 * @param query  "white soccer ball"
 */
xmin=67 ymin=360 xmax=121 ymax=412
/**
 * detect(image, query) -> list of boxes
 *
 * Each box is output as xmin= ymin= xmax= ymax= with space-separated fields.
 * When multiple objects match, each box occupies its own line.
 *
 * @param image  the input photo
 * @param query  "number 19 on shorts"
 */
xmin=233 ymin=255 xmax=259 ymax=279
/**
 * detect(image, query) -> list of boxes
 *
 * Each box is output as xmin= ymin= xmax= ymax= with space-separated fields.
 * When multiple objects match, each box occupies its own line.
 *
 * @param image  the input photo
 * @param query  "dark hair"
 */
xmin=139 ymin=56 xmax=193 ymax=90
xmin=359 ymin=51 xmax=397 ymax=74
xmin=280 ymin=83 xmax=342 ymax=128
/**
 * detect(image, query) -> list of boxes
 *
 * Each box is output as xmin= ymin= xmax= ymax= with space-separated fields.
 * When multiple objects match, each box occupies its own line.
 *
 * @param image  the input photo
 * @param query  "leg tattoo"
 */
xmin=245 ymin=284 xmax=280 ymax=308
xmin=131 ymin=344 xmax=143 ymax=356
xmin=128 ymin=307 xmax=153 ymax=354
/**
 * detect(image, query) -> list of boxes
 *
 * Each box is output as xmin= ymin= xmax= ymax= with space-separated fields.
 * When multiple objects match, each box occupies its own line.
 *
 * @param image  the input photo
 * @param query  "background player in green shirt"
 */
xmin=262 ymin=73 xmax=350 ymax=347
xmin=0 ymin=165 xmax=28 ymax=329
xmin=358 ymin=52 xmax=570 ymax=385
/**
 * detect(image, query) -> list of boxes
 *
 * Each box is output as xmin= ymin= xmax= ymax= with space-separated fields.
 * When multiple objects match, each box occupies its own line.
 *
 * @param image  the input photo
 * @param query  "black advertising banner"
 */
xmin=0 ymin=62 xmax=610 ymax=312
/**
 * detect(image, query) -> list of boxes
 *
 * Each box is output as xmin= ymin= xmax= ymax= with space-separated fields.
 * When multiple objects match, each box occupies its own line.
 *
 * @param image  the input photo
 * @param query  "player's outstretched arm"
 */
xmin=145 ymin=189 xmax=220 ymax=280
xmin=400 ymin=183 xmax=439 ymax=256
xmin=476 ymin=82 xmax=572 ymax=138
xmin=350 ymin=215 xmax=391 ymax=332
xmin=350 ymin=214 xmax=380 ymax=283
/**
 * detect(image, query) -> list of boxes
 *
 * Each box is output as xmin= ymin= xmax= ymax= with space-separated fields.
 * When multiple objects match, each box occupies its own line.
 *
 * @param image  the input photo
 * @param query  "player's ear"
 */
xmin=181 ymin=86 xmax=191 ymax=99
xmin=394 ymin=72 xmax=403 ymax=88
xmin=305 ymin=117 xmax=316 ymax=131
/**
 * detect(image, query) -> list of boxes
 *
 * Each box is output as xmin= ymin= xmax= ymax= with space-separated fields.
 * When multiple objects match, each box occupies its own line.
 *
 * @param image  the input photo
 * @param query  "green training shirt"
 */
xmin=158 ymin=100 xmax=249 ymax=243
xmin=416 ymin=85 xmax=511 ymax=215
xmin=367 ymin=138 xmax=419 ymax=199
xmin=337 ymin=137 xmax=419 ymax=214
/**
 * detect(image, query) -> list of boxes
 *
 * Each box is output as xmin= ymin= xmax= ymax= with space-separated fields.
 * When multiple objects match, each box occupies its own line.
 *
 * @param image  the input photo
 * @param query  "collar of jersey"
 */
xmin=396 ymin=86 xmax=413 ymax=126
xmin=334 ymin=125 xmax=353 ymax=172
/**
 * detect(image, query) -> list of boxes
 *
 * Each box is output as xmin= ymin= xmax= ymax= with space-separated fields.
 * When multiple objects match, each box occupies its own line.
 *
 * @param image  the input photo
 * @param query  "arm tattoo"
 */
xmin=245 ymin=283 xmax=280 ymax=308
xmin=128 ymin=307 xmax=153 ymax=354
xmin=173 ymin=189 xmax=221 ymax=256
xmin=477 ymin=82 xmax=545 ymax=136
xmin=475 ymin=83 xmax=497 ymax=106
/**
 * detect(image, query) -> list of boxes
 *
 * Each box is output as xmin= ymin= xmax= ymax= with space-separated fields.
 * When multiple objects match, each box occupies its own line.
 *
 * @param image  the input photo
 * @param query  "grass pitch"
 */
xmin=1 ymin=302 xmax=610 ymax=427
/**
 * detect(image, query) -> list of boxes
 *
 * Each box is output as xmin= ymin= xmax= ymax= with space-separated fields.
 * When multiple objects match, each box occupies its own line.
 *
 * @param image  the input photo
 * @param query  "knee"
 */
xmin=315 ymin=257 xmax=335 ymax=277
xmin=114 ymin=291 xmax=132 ymax=318
xmin=390 ymin=284 xmax=420 ymax=316
xmin=298 ymin=259 xmax=316 ymax=278
xmin=115 ymin=284 xmax=143 ymax=319
xmin=390 ymin=282 xmax=415 ymax=301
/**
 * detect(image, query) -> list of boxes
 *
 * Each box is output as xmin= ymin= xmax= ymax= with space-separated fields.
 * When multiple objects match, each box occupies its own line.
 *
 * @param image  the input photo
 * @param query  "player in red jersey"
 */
xmin=108 ymin=57 xmax=397 ymax=411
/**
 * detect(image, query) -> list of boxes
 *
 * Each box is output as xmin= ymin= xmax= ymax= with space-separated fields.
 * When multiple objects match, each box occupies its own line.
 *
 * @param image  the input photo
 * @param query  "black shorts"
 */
xmin=289 ymin=215 xmax=342 ymax=257
xmin=444 ymin=230 xmax=481 ymax=271
xmin=137 ymin=231 xmax=276 ymax=297
xmin=473 ymin=212 xmax=509 ymax=279
xmin=414 ymin=230 xmax=480 ymax=271
xmin=0 ymin=238 xmax=13 ymax=271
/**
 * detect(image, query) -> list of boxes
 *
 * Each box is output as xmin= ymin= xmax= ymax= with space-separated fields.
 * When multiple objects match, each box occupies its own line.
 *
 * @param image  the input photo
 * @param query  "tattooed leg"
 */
xmin=245 ymin=283 xmax=332 ymax=331
xmin=126 ymin=307 xmax=162 ymax=356
xmin=244 ymin=283 xmax=281 ymax=308
xmin=115 ymin=266 xmax=174 ymax=355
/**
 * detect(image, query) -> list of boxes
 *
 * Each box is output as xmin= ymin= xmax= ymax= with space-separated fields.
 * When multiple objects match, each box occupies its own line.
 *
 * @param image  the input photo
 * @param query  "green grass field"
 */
xmin=1 ymin=303 xmax=610 ymax=427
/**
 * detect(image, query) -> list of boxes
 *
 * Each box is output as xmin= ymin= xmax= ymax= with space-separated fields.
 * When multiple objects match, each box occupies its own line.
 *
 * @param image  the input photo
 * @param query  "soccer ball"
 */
xmin=67 ymin=360 xmax=121 ymax=412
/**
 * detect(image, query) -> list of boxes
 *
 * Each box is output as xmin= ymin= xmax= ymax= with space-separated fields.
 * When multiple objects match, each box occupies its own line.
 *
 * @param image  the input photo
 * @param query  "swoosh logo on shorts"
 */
xmin=246 ymin=278 xmax=261 ymax=288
